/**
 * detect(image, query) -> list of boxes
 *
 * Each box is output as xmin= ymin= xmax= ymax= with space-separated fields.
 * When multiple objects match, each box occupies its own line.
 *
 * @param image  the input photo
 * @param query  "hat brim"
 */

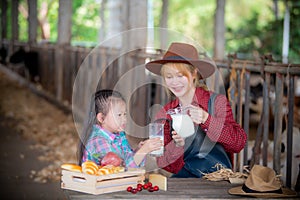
xmin=228 ymin=186 xmax=297 ymax=198
xmin=145 ymin=58 xmax=215 ymax=79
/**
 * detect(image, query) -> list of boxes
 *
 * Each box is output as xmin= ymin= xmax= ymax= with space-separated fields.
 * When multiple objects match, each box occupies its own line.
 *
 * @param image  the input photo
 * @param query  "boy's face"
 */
xmin=102 ymin=101 xmax=127 ymax=133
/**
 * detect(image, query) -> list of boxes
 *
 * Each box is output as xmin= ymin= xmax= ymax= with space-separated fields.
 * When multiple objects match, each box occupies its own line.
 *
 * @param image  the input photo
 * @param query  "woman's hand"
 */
xmin=186 ymin=105 xmax=209 ymax=124
xmin=172 ymin=131 xmax=185 ymax=147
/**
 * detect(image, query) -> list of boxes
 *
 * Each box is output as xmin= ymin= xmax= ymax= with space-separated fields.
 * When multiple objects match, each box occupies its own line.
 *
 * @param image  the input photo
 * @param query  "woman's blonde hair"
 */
xmin=161 ymin=63 xmax=208 ymax=97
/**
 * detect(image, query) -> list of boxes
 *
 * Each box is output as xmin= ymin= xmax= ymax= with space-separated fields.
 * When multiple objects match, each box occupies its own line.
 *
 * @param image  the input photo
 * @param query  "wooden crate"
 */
xmin=61 ymin=168 xmax=145 ymax=195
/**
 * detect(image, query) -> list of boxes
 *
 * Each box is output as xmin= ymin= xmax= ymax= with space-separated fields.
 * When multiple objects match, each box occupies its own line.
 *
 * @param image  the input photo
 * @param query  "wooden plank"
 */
xmin=64 ymin=178 xmax=246 ymax=199
xmin=95 ymin=175 xmax=144 ymax=188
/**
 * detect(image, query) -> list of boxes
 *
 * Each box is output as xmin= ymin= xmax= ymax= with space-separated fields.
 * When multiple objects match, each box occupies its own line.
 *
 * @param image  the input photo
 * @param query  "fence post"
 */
xmin=286 ymin=74 xmax=295 ymax=188
xmin=262 ymin=72 xmax=270 ymax=166
xmin=55 ymin=44 xmax=64 ymax=101
xmin=273 ymin=72 xmax=284 ymax=174
xmin=243 ymin=70 xmax=250 ymax=166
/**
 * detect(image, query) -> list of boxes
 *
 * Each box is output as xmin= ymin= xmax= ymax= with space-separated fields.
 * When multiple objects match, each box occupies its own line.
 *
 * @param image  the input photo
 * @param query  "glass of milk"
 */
xmin=167 ymin=107 xmax=195 ymax=138
xmin=148 ymin=123 xmax=164 ymax=157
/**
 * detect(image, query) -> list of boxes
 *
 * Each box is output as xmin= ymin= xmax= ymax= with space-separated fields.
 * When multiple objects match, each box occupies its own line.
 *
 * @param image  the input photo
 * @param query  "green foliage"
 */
xmin=288 ymin=5 xmax=300 ymax=63
xmin=46 ymin=1 xmax=59 ymax=42
xmin=226 ymin=11 xmax=263 ymax=55
xmin=2 ymin=0 xmax=26 ymax=41
xmin=72 ymin=0 xmax=101 ymax=44
xmin=18 ymin=0 xmax=28 ymax=42
xmin=167 ymin=0 xmax=215 ymax=52
xmin=226 ymin=1 xmax=300 ymax=63
xmin=4 ymin=1 xmax=12 ymax=40
xmin=3 ymin=0 xmax=299 ymax=63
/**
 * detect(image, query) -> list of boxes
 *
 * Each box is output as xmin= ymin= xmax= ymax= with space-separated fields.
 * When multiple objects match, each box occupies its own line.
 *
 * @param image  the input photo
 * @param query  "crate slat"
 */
xmin=61 ymin=168 xmax=145 ymax=195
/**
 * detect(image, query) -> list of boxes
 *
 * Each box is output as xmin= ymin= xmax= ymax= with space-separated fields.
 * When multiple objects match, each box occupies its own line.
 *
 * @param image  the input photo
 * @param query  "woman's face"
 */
xmin=163 ymin=65 xmax=195 ymax=98
xmin=102 ymin=101 xmax=127 ymax=133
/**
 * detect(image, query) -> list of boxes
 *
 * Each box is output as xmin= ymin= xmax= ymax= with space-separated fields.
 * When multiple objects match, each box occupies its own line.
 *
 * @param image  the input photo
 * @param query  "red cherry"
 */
xmin=147 ymin=182 xmax=152 ymax=187
xmin=148 ymin=187 xmax=154 ymax=192
xmin=137 ymin=187 xmax=142 ymax=192
xmin=143 ymin=184 xmax=149 ymax=189
xmin=126 ymin=186 xmax=133 ymax=192
xmin=131 ymin=188 xmax=138 ymax=194
xmin=137 ymin=183 xmax=143 ymax=188
xmin=153 ymin=185 xmax=159 ymax=191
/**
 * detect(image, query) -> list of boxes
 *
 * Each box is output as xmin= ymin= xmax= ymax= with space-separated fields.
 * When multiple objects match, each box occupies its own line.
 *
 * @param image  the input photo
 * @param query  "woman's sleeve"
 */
xmin=200 ymin=95 xmax=247 ymax=153
xmin=156 ymin=141 xmax=184 ymax=173
xmin=155 ymin=116 xmax=185 ymax=174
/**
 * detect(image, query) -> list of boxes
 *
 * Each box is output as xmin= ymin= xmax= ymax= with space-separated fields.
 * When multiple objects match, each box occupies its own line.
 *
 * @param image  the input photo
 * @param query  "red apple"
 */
xmin=100 ymin=152 xmax=123 ymax=166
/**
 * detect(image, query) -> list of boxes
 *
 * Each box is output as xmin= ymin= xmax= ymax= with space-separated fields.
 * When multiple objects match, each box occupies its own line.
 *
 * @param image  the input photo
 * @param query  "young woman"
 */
xmin=146 ymin=42 xmax=247 ymax=177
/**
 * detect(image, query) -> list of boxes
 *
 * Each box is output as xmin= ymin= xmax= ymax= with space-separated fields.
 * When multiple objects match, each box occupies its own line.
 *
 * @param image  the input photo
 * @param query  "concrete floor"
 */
xmin=0 ymin=116 xmax=67 ymax=200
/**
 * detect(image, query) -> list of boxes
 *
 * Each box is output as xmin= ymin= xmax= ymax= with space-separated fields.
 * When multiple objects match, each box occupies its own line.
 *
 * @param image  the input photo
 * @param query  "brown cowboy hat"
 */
xmin=145 ymin=42 xmax=215 ymax=79
xmin=228 ymin=165 xmax=297 ymax=198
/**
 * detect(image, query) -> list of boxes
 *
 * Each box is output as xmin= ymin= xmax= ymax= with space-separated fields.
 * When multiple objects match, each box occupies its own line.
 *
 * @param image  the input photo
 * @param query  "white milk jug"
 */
xmin=167 ymin=107 xmax=195 ymax=138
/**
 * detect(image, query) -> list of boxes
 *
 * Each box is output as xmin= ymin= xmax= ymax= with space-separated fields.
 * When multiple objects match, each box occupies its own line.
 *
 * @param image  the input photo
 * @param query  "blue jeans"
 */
xmin=172 ymin=128 xmax=232 ymax=178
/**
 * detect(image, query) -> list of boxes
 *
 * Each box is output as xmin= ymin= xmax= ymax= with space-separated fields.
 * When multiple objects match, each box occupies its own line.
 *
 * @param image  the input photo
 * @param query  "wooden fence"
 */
xmin=1 ymin=40 xmax=300 ymax=188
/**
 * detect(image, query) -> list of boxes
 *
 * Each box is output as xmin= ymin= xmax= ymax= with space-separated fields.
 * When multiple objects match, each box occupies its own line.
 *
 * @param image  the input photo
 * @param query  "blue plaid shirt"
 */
xmin=82 ymin=125 xmax=144 ymax=168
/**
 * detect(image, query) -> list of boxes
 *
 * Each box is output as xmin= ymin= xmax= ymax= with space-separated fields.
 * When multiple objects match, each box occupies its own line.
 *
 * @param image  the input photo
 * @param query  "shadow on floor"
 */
xmin=0 ymin=115 xmax=67 ymax=200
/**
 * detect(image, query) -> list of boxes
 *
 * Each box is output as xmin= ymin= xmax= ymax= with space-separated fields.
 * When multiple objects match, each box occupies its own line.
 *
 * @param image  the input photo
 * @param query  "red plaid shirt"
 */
xmin=156 ymin=87 xmax=247 ymax=174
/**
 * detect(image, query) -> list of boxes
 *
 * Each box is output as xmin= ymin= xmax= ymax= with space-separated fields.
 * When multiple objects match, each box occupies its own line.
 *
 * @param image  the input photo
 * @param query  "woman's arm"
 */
xmin=154 ymin=108 xmax=186 ymax=174
xmin=156 ymin=135 xmax=184 ymax=170
xmin=200 ymin=95 xmax=247 ymax=153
